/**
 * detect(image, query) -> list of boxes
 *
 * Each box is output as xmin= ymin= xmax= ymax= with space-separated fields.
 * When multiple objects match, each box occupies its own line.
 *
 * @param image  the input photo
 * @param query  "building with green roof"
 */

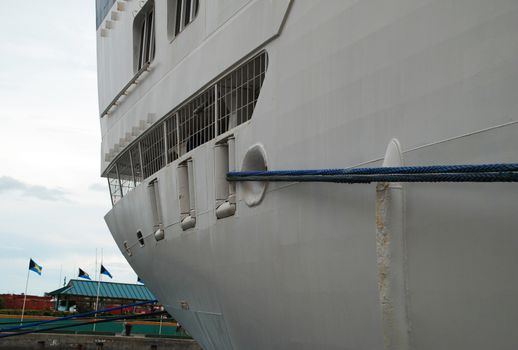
xmin=47 ymin=279 xmax=156 ymax=313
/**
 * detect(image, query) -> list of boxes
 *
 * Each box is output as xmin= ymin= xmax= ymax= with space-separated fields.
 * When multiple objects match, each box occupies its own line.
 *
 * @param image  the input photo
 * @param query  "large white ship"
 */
xmin=97 ymin=1 xmax=518 ymax=349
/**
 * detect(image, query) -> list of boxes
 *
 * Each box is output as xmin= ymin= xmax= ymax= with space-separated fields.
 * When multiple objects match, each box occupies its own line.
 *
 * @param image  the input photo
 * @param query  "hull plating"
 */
xmin=103 ymin=1 xmax=518 ymax=349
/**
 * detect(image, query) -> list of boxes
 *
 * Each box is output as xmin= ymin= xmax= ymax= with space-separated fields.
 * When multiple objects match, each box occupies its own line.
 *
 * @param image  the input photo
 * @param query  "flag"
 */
xmin=137 ymin=276 xmax=144 ymax=284
xmin=100 ymin=264 xmax=112 ymax=279
xmin=29 ymin=259 xmax=42 ymax=275
xmin=78 ymin=268 xmax=91 ymax=280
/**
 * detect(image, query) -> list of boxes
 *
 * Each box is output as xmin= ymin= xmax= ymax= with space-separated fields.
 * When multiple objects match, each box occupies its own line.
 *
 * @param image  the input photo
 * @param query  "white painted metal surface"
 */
xmin=98 ymin=1 xmax=518 ymax=349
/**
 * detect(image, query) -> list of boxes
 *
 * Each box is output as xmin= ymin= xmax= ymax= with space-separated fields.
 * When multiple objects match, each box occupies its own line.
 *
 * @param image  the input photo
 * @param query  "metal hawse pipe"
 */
xmin=226 ymin=163 xmax=518 ymax=183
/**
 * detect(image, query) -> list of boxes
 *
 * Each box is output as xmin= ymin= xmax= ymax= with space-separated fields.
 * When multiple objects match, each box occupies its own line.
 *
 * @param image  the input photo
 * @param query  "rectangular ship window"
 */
xmin=167 ymin=0 xmax=199 ymax=40
xmin=183 ymin=0 xmax=192 ymax=26
xmin=134 ymin=0 xmax=155 ymax=72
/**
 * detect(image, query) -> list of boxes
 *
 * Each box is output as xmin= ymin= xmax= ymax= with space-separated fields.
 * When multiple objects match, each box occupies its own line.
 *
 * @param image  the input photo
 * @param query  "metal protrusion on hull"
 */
xmin=154 ymin=228 xmax=165 ymax=241
xmin=376 ymin=139 xmax=410 ymax=350
xmin=216 ymin=201 xmax=236 ymax=219
xmin=181 ymin=215 xmax=196 ymax=231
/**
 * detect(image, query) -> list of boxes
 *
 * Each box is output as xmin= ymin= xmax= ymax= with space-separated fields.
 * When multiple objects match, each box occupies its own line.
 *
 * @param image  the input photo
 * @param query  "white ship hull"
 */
xmin=99 ymin=1 xmax=518 ymax=349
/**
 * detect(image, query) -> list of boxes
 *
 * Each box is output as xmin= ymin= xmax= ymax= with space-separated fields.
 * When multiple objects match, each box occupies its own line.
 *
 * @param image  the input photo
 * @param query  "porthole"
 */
xmin=123 ymin=241 xmax=132 ymax=256
xmin=136 ymin=231 xmax=145 ymax=247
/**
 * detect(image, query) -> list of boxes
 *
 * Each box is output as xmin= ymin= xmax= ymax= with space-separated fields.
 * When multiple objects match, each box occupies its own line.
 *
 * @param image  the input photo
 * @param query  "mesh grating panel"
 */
xmin=130 ymin=145 xmax=143 ymax=185
xmin=105 ymin=51 xmax=268 ymax=205
xmin=217 ymin=52 xmax=267 ymax=134
xmin=178 ymin=87 xmax=216 ymax=156
xmin=141 ymin=126 xmax=165 ymax=179
xmin=165 ymin=115 xmax=179 ymax=163
xmin=107 ymin=166 xmax=122 ymax=205
xmin=117 ymin=152 xmax=135 ymax=196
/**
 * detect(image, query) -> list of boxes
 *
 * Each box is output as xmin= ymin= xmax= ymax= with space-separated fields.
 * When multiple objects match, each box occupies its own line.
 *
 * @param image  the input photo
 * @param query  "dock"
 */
xmin=0 ymin=333 xmax=202 ymax=350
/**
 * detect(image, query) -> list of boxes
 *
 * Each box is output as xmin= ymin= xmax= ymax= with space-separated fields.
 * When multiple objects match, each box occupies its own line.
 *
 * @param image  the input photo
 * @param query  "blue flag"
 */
xmin=29 ymin=259 xmax=42 ymax=275
xmin=78 ymin=268 xmax=91 ymax=280
xmin=100 ymin=264 xmax=112 ymax=279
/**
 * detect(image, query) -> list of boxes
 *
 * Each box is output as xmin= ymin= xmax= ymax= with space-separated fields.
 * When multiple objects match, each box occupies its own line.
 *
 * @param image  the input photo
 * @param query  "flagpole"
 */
xmin=20 ymin=267 xmax=31 ymax=326
xmin=93 ymin=274 xmax=102 ymax=331
xmin=159 ymin=314 xmax=163 ymax=335
xmin=59 ymin=265 xmax=62 ymax=288
xmin=95 ymin=248 xmax=98 ymax=281
xmin=93 ymin=249 xmax=103 ymax=332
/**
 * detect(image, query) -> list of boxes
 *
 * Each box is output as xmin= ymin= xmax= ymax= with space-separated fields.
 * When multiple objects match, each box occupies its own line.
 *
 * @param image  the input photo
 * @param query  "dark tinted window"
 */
xmin=168 ymin=0 xmax=199 ymax=40
xmin=134 ymin=1 xmax=155 ymax=72
xmin=96 ymin=0 xmax=116 ymax=29
xmin=184 ymin=0 xmax=192 ymax=26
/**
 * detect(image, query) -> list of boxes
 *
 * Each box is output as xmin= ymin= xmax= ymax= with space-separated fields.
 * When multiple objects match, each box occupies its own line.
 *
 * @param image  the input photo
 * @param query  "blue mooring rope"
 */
xmin=0 ymin=310 xmax=166 ymax=339
xmin=0 ymin=299 xmax=157 ymax=334
xmin=226 ymin=163 xmax=518 ymax=183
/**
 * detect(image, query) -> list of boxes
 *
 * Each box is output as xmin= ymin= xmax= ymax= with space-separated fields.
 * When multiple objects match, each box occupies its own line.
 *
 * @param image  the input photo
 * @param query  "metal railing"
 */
xmin=100 ymin=62 xmax=151 ymax=118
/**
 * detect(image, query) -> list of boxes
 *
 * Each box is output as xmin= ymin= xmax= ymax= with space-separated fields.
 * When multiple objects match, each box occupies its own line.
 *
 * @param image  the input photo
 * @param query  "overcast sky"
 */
xmin=0 ymin=1 xmax=137 ymax=295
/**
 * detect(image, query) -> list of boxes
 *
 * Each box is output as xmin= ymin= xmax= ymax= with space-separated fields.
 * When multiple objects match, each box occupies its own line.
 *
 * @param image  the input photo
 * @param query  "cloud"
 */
xmin=0 ymin=176 xmax=68 ymax=201
xmin=89 ymin=183 xmax=107 ymax=192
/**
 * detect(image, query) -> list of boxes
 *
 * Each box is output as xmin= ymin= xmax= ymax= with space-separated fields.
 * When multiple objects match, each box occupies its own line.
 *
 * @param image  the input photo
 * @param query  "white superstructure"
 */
xmin=98 ymin=1 xmax=518 ymax=349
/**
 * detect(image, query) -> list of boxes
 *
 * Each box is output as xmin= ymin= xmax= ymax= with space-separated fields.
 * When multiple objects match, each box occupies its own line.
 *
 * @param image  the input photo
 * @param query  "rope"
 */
xmin=227 ymin=163 xmax=518 ymax=184
xmin=0 ymin=310 xmax=167 ymax=339
xmin=0 ymin=299 xmax=157 ymax=333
